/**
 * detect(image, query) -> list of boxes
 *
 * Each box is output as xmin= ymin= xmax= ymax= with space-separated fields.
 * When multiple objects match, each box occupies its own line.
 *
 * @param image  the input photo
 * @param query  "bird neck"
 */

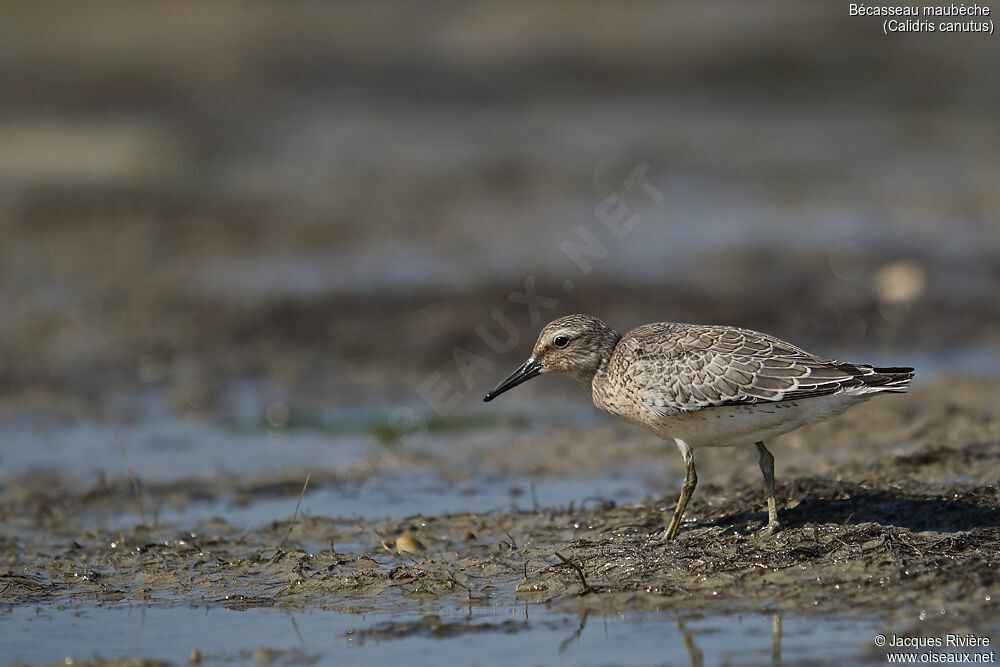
xmin=585 ymin=329 xmax=622 ymax=393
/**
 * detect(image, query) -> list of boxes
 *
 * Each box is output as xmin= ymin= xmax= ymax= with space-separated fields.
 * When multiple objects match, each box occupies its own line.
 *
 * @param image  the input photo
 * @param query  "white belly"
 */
xmin=643 ymin=392 xmax=869 ymax=448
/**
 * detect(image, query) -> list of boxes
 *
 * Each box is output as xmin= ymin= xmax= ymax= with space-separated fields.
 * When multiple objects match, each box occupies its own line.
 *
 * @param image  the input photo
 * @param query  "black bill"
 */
xmin=483 ymin=357 xmax=541 ymax=402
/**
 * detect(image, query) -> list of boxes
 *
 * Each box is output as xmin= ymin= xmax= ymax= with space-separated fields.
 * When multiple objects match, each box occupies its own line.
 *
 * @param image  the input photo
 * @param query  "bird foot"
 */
xmin=758 ymin=521 xmax=782 ymax=538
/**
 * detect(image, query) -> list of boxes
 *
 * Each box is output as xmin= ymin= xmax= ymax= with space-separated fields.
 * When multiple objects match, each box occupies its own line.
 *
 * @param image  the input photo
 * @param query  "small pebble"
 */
xmin=395 ymin=536 xmax=426 ymax=554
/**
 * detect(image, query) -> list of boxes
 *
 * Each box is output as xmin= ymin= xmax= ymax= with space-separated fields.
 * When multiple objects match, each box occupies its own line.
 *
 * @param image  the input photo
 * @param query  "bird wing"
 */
xmin=618 ymin=323 xmax=906 ymax=416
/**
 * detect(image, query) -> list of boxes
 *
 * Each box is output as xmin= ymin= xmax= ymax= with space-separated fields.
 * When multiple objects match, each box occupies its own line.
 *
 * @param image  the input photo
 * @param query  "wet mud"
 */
xmin=3 ymin=378 xmax=998 ymax=661
xmin=2 ymin=3 xmax=999 ymax=663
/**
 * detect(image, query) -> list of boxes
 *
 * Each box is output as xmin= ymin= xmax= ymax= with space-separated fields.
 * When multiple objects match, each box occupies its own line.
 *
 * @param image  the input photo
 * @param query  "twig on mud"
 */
xmin=503 ymin=530 xmax=518 ymax=551
xmin=554 ymin=551 xmax=593 ymax=594
xmin=114 ymin=430 xmax=147 ymax=527
xmin=896 ymin=534 xmax=927 ymax=557
xmin=447 ymin=573 xmax=470 ymax=593
xmin=185 ymin=536 xmax=203 ymax=554
xmin=279 ymin=473 xmax=311 ymax=550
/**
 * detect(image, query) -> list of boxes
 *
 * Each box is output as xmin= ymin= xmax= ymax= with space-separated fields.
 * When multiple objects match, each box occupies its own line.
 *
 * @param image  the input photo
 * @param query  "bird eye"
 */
xmin=553 ymin=335 xmax=569 ymax=348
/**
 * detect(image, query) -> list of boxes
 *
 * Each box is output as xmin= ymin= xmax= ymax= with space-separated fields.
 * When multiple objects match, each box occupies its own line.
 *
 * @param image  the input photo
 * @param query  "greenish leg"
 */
xmin=663 ymin=440 xmax=697 ymax=541
xmin=756 ymin=441 xmax=781 ymax=536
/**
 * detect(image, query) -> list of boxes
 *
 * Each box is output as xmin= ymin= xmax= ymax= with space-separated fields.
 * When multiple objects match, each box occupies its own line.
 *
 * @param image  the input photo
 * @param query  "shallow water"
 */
xmin=3 ymin=601 xmax=884 ymax=666
xmin=4 ymin=376 xmax=998 ymax=667
xmin=2 ymin=6 xmax=998 ymax=664
xmin=85 ymin=470 xmax=654 ymax=537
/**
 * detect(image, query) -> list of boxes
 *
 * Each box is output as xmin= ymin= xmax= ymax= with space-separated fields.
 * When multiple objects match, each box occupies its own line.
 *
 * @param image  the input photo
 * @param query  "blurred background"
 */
xmin=1 ymin=1 xmax=998 ymax=515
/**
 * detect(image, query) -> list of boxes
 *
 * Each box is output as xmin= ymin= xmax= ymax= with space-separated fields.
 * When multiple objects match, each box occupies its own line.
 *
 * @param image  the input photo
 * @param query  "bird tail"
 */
xmin=862 ymin=366 xmax=915 ymax=393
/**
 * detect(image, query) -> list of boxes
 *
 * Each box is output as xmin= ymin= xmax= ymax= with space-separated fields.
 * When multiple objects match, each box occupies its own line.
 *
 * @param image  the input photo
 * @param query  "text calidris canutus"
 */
xmin=484 ymin=314 xmax=914 ymax=540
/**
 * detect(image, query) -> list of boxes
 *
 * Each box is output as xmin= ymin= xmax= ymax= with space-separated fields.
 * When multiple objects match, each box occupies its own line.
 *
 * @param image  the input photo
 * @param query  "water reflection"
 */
xmin=2 ymin=599 xmax=879 ymax=665
xmin=773 ymin=613 xmax=783 ymax=666
xmin=677 ymin=616 xmax=704 ymax=666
